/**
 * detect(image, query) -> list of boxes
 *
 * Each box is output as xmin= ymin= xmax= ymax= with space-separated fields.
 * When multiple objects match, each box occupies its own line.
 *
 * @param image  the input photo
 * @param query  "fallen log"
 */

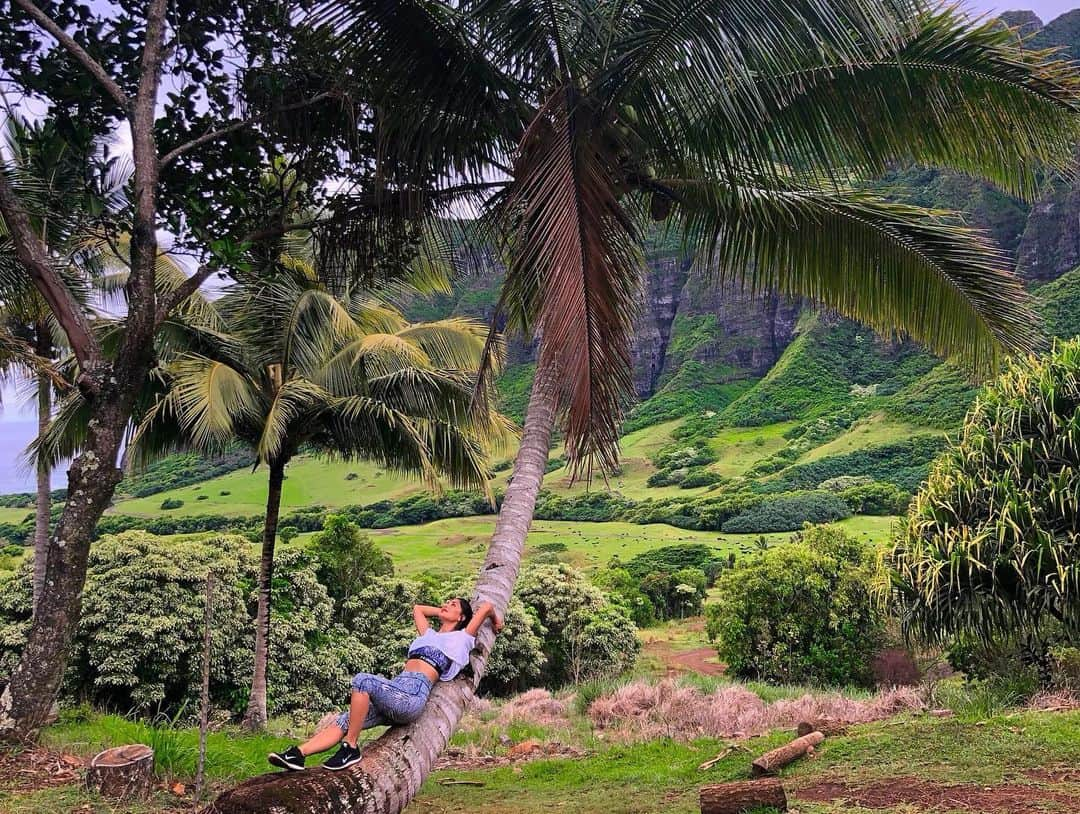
xmin=700 ymin=779 xmax=787 ymax=813
xmin=751 ymin=731 xmax=824 ymax=777
xmin=796 ymin=717 xmax=846 ymax=737
xmin=86 ymin=744 xmax=154 ymax=800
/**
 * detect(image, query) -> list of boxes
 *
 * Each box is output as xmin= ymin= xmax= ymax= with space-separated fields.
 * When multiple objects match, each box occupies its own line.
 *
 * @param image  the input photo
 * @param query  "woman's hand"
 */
xmin=492 ymin=610 xmax=505 ymax=634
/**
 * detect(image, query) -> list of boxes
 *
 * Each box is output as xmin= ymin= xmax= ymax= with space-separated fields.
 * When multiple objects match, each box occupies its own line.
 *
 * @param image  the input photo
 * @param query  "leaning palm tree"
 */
xmin=205 ymin=2 xmax=1080 ymax=811
xmin=131 ymin=257 xmax=509 ymax=730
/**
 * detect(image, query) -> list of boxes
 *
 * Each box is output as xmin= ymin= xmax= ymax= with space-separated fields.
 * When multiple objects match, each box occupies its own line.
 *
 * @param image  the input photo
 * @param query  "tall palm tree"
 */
xmin=206 ymin=2 xmax=1080 ymax=811
xmin=130 ymin=258 xmax=509 ymax=730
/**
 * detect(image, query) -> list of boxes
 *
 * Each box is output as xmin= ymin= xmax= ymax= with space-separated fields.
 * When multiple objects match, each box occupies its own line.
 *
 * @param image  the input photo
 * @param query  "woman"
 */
xmin=268 ymin=597 xmax=504 ymax=771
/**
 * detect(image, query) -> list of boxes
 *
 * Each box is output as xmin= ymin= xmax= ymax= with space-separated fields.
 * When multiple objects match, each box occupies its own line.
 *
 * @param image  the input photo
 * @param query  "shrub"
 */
xmin=160 ymin=498 xmax=184 ymax=510
xmin=706 ymin=525 xmax=885 ymax=686
xmin=720 ymin=491 xmax=850 ymax=533
xmin=264 ymin=549 xmax=375 ymax=717
xmin=888 ymin=341 xmax=1080 ymax=678
xmin=67 ymin=532 xmax=255 ymax=715
xmin=564 ymin=604 xmax=640 ymax=683
xmin=679 ymin=468 xmax=724 ymax=489
xmin=623 ymin=543 xmax=727 ymax=584
xmin=308 ymin=515 xmax=393 ymax=606
xmin=592 ymin=568 xmax=656 ymax=627
xmin=516 ymin=564 xmax=639 ymax=686
xmin=756 ymin=435 xmax=947 ymax=494
xmin=837 ymin=482 xmax=911 ymax=515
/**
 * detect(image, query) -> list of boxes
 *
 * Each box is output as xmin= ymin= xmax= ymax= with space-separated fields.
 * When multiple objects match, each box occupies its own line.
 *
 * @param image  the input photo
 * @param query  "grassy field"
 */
xmin=111 ymin=456 xmax=423 ymax=518
xmin=298 ymin=514 xmax=896 ymax=577
xmin=6 ymin=697 xmax=1077 ymax=813
xmin=0 ymin=506 xmax=32 ymax=524
xmin=796 ymin=412 xmax=936 ymax=464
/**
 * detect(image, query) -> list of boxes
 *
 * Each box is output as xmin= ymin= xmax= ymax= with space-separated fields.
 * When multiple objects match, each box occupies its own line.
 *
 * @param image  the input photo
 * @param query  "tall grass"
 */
xmin=42 ymin=712 xmax=292 ymax=781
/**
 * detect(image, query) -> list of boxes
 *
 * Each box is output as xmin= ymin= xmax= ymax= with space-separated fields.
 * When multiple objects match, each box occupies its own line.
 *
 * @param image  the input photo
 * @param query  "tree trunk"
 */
xmin=0 ymin=394 xmax=129 ymax=741
xmin=32 ymin=330 xmax=53 ymax=618
xmin=699 ymin=779 xmax=787 ymax=814
xmin=204 ymin=364 xmax=559 ymax=813
xmin=751 ymin=731 xmax=825 ymax=777
xmin=243 ymin=459 xmax=287 ymax=731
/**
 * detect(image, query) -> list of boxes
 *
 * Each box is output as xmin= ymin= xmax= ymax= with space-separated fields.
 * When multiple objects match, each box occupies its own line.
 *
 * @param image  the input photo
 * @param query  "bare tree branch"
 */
xmin=10 ymin=0 xmax=131 ymax=111
xmin=159 ymin=92 xmax=337 ymax=167
xmin=0 ymin=172 xmax=102 ymax=369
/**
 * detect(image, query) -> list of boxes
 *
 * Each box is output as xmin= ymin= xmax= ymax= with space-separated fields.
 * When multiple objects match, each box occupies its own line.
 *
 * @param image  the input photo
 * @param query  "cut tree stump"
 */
xmin=796 ymin=717 xmax=847 ymax=737
xmin=700 ymin=779 xmax=787 ymax=813
xmin=86 ymin=744 xmax=154 ymax=800
xmin=751 ymin=731 xmax=825 ymax=777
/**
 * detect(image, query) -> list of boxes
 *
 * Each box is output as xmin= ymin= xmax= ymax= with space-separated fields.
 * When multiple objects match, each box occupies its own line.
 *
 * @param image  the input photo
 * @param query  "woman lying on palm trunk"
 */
xmin=269 ymin=598 xmax=503 ymax=772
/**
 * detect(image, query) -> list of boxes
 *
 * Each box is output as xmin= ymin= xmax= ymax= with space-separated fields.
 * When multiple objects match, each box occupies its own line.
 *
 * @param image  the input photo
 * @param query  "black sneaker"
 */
xmin=268 ymin=746 xmax=306 ymax=771
xmin=323 ymin=741 xmax=362 ymax=771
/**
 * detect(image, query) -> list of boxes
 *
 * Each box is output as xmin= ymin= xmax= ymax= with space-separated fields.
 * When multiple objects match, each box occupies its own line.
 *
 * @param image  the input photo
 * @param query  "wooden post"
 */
xmin=195 ymin=571 xmax=215 ymax=801
xmin=751 ymin=731 xmax=825 ymax=777
xmin=86 ymin=744 xmax=154 ymax=800
xmin=700 ymin=779 xmax=787 ymax=813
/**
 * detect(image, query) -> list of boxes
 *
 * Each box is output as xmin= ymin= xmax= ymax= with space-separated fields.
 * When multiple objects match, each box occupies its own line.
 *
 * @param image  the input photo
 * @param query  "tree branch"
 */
xmin=0 ymin=172 xmax=102 ymax=370
xmin=159 ymin=92 xmax=337 ymax=167
xmin=11 ymin=0 xmax=131 ymax=111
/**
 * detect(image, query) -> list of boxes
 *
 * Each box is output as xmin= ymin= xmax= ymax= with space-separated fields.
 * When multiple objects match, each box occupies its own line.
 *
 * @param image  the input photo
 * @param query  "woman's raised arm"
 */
xmin=464 ymin=601 xmax=504 ymax=637
xmin=413 ymin=604 xmax=441 ymax=634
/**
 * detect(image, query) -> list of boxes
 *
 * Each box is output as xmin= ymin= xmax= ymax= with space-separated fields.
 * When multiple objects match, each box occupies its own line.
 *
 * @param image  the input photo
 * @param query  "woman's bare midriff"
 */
xmin=404 ymin=659 xmax=440 ymax=683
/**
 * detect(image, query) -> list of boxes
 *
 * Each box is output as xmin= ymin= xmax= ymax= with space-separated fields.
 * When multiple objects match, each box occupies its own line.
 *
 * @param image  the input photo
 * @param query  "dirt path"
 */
xmin=796 ymin=775 xmax=1080 ymax=813
xmin=666 ymin=647 xmax=726 ymax=676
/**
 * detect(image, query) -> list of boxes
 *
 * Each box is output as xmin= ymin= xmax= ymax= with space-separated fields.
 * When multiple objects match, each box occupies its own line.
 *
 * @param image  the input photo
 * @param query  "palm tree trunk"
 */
xmin=32 ymin=357 xmax=52 ymax=618
xmin=243 ymin=458 xmax=287 ymax=732
xmin=204 ymin=364 xmax=559 ymax=813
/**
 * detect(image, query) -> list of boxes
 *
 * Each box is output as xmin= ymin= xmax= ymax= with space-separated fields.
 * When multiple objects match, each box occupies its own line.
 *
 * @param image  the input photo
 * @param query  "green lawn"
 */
xmin=110 ymin=456 xmax=424 ymax=518
xmin=797 ymin=412 xmax=934 ymax=464
xmin=707 ymin=422 xmax=798 ymax=477
xmin=296 ymin=514 xmax=896 ymax=577
xmin=14 ymin=706 xmax=1078 ymax=814
xmin=0 ymin=506 xmax=32 ymax=524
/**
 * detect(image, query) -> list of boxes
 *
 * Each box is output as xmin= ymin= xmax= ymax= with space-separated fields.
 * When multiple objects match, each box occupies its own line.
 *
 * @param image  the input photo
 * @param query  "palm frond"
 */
xmin=673 ymin=177 xmax=1040 ymax=371
xmin=156 ymin=354 xmax=262 ymax=453
xmin=728 ymin=8 xmax=1080 ymax=199
xmin=506 ymin=88 xmax=642 ymax=473
xmin=256 ymin=377 xmax=331 ymax=463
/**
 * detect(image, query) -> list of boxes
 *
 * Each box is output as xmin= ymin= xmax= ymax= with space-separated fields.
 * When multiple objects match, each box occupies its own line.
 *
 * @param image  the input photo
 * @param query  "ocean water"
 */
xmin=0 ymin=419 xmax=66 ymax=494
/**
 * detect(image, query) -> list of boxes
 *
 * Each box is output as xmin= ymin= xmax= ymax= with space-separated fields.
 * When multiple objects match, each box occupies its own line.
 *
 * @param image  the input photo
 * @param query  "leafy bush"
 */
xmin=888 ymin=341 xmax=1080 ymax=678
xmin=720 ymin=491 xmax=850 ymax=533
xmin=706 ymin=525 xmax=885 ymax=686
xmin=837 ymin=482 xmax=911 ymax=515
xmin=679 ymin=468 xmax=724 ymax=489
xmin=592 ymin=568 xmax=656 ymax=627
xmin=264 ymin=549 xmax=376 ymax=718
xmin=516 ymin=564 xmax=639 ymax=685
xmin=622 ymin=543 xmax=727 ymax=585
xmin=66 ymin=532 xmax=254 ymax=715
xmin=160 ymin=498 xmax=184 ymax=510
xmin=756 ymin=435 xmax=947 ymax=494
xmin=309 ymin=515 xmax=393 ymax=606
xmin=533 ymin=490 xmax=631 ymax=522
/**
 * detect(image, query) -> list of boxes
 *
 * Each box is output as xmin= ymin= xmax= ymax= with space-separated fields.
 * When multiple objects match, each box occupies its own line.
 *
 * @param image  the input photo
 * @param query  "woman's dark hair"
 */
xmin=455 ymin=598 xmax=474 ymax=631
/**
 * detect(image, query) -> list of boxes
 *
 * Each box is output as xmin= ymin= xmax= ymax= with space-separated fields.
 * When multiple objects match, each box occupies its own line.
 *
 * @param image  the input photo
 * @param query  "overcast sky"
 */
xmin=970 ymin=1 xmax=1076 ymax=18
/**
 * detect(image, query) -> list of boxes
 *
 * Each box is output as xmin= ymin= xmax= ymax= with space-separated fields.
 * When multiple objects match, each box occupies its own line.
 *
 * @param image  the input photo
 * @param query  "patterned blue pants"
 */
xmin=335 ymin=671 xmax=433 ymax=731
